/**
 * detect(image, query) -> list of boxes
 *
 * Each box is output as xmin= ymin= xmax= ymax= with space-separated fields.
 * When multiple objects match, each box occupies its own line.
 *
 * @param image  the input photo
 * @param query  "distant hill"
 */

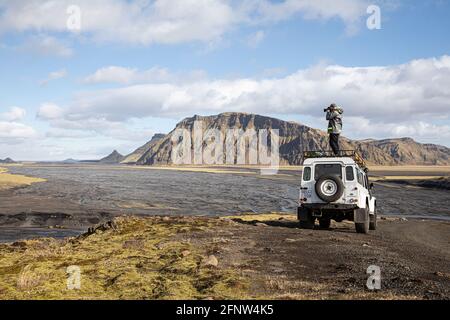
xmin=351 ymin=138 xmax=450 ymax=165
xmin=0 ymin=158 xmax=16 ymax=164
xmin=121 ymin=113 xmax=449 ymax=166
xmin=99 ymin=150 xmax=125 ymax=164
xmin=121 ymin=134 xmax=165 ymax=164
xmin=62 ymin=158 xmax=80 ymax=164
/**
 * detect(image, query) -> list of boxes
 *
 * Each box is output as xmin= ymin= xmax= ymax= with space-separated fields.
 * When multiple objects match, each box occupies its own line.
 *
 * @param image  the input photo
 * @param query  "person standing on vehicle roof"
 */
xmin=325 ymin=103 xmax=343 ymax=155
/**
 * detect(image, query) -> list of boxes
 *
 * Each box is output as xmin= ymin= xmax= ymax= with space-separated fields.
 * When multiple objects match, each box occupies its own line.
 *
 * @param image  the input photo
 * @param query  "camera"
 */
xmin=324 ymin=104 xmax=337 ymax=112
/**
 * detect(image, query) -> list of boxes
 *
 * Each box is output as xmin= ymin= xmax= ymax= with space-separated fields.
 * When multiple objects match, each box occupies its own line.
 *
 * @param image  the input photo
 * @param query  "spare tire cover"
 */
xmin=315 ymin=175 xmax=344 ymax=203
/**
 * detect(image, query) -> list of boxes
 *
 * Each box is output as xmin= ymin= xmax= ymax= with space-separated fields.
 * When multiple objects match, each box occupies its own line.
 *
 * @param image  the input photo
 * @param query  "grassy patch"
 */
xmin=0 ymin=167 xmax=46 ymax=191
xmin=223 ymin=212 xmax=296 ymax=222
xmin=0 ymin=216 xmax=248 ymax=300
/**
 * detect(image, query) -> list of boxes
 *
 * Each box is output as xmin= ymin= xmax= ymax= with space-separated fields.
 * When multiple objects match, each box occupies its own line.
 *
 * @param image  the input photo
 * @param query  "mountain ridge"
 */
xmin=121 ymin=113 xmax=449 ymax=166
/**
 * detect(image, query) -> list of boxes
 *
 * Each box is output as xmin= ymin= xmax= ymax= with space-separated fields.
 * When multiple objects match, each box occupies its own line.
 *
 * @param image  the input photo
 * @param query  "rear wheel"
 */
xmin=369 ymin=206 xmax=377 ymax=230
xmin=355 ymin=207 xmax=369 ymax=234
xmin=319 ymin=218 xmax=331 ymax=229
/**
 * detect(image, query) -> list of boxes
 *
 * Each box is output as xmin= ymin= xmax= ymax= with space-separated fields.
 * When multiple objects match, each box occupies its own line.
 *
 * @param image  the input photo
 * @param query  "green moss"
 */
xmin=0 ymin=216 xmax=247 ymax=300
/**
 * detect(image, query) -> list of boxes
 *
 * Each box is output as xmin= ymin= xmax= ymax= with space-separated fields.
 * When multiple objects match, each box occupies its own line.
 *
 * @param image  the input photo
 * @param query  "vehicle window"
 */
xmin=303 ymin=167 xmax=311 ymax=181
xmin=363 ymin=173 xmax=367 ymax=188
xmin=345 ymin=166 xmax=354 ymax=181
xmin=314 ymin=164 xmax=342 ymax=180
xmin=357 ymin=169 xmax=364 ymax=186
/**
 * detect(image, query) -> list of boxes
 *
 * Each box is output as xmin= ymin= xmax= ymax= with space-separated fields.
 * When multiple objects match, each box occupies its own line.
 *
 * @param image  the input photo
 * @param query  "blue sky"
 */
xmin=0 ymin=0 xmax=449 ymax=160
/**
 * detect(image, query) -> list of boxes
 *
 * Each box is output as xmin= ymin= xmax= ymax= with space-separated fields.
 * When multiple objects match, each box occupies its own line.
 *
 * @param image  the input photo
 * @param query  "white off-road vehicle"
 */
xmin=298 ymin=151 xmax=377 ymax=234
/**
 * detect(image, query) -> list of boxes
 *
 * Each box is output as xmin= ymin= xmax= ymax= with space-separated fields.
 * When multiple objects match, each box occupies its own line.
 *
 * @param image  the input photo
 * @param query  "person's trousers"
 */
xmin=329 ymin=133 xmax=340 ymax=155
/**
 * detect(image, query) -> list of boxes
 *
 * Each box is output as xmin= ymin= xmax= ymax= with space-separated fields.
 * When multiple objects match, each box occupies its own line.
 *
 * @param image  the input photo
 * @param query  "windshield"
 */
xmin=314 ymin=164 xmax=342 ymax=180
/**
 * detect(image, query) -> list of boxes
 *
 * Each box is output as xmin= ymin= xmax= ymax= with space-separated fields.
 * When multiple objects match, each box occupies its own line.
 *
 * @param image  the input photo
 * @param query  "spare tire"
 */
xmin=315 ymin=175 xmax=344 ymax=203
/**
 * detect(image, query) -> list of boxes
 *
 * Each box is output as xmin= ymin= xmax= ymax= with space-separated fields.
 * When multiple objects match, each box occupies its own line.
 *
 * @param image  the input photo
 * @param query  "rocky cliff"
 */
xmin=121 ymin=134 xmax=165 ymax=164
xmin=122 ymin=113 xmax=449 ymax=166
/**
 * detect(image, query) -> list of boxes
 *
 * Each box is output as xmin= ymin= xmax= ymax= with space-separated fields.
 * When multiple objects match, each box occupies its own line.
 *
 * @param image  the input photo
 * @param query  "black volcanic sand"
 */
xmin=0 ymin=164 xmax=449 ymax=242
xmin=197 ymin=216 xmax=450 ymax=299
xmin=385 ymin=177 xmax=450 ymax=190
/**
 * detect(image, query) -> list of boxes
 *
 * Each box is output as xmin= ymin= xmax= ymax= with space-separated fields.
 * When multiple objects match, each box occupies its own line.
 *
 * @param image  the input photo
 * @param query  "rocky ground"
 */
xmin=0 ymin=214 xmax=448 ymax=300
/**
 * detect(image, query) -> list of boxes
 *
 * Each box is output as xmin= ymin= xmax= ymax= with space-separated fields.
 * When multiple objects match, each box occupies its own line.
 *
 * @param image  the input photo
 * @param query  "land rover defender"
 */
xmin=298 ymin=151 xmax=377 ymax=234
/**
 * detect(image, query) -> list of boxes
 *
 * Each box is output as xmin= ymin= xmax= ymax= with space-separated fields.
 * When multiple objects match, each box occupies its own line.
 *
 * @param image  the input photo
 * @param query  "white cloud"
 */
xmin=238 ymin=0 xmax=370 ymax=30
xmin=0 ymin=0 xmax=372 ymax=46
xmin=84 ymin=66 xmax=207 ymax=85
xmin=345 ymin=117 xmax=450 ymax=142
xmin=61 ymin=56 xmax=450 ymax=125
xmin=0 ymin=107 xmax=36 ymax=144
xmin=0 ymin=121 xmax=37 ymax=142
xmin=39 ymin=69 xmax=67 ymax=86
xmin=84 ymin=66 xmax=138 ymax=85
xmin=18 ymin=34 xmax=73 ymax=57
xmin=36 ymin=102 xmax=154 ymax=142
xmin=45 ymin=128 xmax=93 ymax=139
xmin=37 ymin=103 xmax=65 ymax=120
xmin=0 ymin=107 xmax=26 ymax=121
xmin=0 ymin=0 xmax=234 ymax=45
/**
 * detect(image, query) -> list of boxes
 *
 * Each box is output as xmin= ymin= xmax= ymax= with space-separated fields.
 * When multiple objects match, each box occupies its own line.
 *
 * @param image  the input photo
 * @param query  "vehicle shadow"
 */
xmin=230 ymin=218 xmax=356 ymax=233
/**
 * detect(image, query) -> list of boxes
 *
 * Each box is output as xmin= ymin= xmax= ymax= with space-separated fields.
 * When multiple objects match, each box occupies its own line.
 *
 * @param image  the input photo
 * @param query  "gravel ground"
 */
xmin=180 ymin=215 xmax=450 ymax=299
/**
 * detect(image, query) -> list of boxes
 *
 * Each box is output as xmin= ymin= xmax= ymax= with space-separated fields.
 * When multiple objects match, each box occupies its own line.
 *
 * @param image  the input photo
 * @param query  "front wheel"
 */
xmin=355 ymin=207 xmax=369 ymax=234
xmin=355 ymin=221 xmax=369 ymax=234
xmin=369 ymin=207 xmax=377 ymax=231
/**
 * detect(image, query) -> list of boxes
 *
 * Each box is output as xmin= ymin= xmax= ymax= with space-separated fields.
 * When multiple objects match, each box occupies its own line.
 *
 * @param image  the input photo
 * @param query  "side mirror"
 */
xmin=369 ymin=183 xmax=374 ymax=189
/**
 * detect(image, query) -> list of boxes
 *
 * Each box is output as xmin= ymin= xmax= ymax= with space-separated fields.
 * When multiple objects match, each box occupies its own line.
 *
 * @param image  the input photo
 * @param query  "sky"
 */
xmin=0 ymin=0 xmax=449 ymax=161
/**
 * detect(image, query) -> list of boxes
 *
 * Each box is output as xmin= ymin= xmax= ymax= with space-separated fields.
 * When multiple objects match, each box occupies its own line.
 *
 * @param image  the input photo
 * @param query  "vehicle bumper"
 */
xmin=298 ymin=203 xmax=358 ymax=221
xmin=301 ymin=203 xmax=358 ymax=210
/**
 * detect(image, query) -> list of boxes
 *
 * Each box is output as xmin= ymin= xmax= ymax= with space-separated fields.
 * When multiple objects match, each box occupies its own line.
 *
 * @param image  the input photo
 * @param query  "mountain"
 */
xmin=99 ymin=150 xmax=125 ymax=164
xmin=122 ymin=113 xmax=450 ymax=166
xmin=62 ymin=158 xmax=80 ymax=164
xmin=352 ymin=138 xmax=450 ymax=165
xmin=121 ymin=134 xmax=165 ymax=164
xmin=0 ymin=158 xmax=16 ymax=164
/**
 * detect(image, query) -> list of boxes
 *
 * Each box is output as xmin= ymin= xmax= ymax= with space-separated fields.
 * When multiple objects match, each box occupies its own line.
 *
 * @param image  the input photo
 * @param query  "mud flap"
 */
xmin=297 ymin=206 xmax=310 ymax=221
xmin=354 ymin=208 xmax=368 ymax=223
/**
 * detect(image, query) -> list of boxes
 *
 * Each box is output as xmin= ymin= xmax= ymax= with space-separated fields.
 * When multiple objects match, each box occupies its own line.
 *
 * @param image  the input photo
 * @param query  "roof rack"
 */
xmin=302 ymin=150 xmax=367 ymax=169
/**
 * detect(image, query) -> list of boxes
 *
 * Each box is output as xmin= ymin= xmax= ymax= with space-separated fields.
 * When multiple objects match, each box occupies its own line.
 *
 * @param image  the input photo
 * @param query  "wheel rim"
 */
xmin=320 ymin=179 xmax=337 ymax=196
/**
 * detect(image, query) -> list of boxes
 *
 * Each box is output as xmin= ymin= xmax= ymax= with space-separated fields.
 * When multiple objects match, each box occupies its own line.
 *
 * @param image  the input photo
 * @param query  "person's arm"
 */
xmin=326 ymin=110 xmax=337 ymax=120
